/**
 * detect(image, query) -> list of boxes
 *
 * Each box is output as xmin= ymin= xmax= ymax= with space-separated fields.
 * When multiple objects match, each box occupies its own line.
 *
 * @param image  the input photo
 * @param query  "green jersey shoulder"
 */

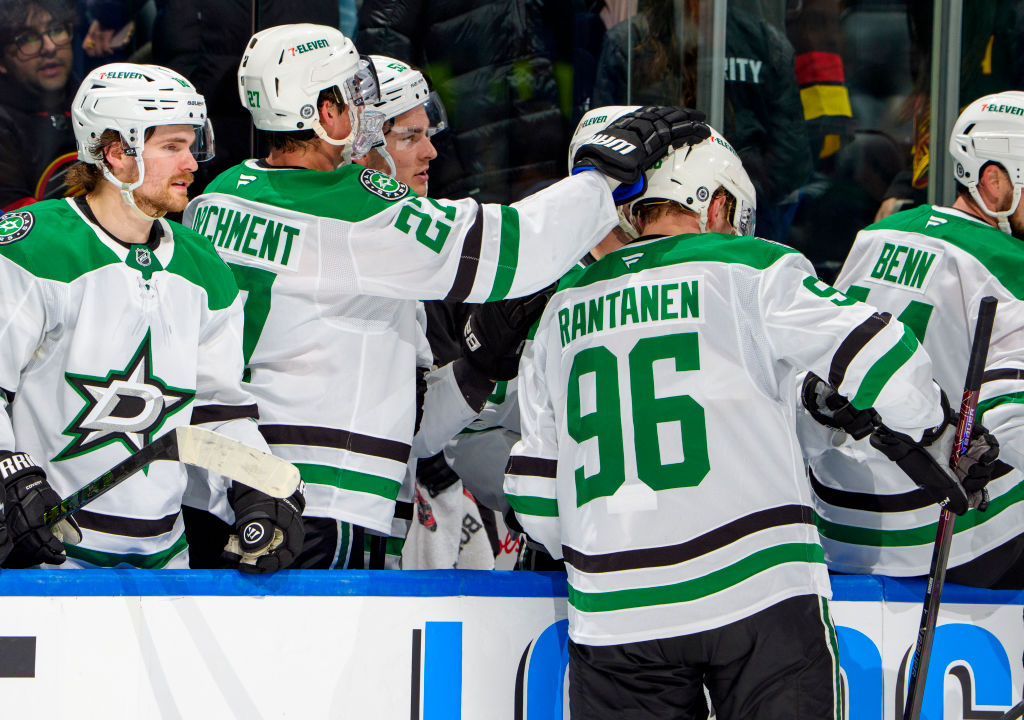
xmin=0 ymin=200 xmax=120 ymax=282
xmin=163 ymin=218 xmax=239 ymax=311
xmin=866 ymin=204 xmax=1024 ymax=299
xmin=203 ymin=160 xmax=413 ymax=223
xmin=557 ymin=232 xmax=799 ymax=293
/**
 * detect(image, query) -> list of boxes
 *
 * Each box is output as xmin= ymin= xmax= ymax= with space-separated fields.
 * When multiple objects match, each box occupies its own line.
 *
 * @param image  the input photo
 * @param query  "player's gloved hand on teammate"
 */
xmin=572 ymin=106 xmax=711 ymax=203
xmin=801 ymin=372 xmax=879 ymax=440
xmin=461 ymin=285 xmax=555 ymax=381
xmin=0 ymin=450 xmax=81 ymax=568
xmin=869 ymin=394 xmax=1000 ymax=514
xmin=223 ymin=482 xmax=305 ymax=574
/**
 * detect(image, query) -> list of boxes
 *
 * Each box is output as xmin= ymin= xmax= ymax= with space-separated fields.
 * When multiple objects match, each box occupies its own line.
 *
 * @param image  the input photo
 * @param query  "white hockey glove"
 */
xmin=224 ymin=482 xmax=305 ymax=574
xmin=0 ymin=451 xmax=81 ymax=568
xmin=572 ymin=106 xmax=711 ymax=204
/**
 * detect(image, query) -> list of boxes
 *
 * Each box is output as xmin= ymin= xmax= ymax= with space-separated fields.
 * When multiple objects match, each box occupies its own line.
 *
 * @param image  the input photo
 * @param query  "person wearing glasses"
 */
xmin=0 ymin=0 xmax=78 ymax=210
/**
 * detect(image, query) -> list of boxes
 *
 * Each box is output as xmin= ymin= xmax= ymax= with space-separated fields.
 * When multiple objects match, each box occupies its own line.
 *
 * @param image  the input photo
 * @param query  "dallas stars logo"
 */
xmin=359 ymin=168 xmax=408 ymax=201
xmin=56 ymin=331 xmax=194 ymax=461
xmin=0 ymin=211 xmax=34 ymax=245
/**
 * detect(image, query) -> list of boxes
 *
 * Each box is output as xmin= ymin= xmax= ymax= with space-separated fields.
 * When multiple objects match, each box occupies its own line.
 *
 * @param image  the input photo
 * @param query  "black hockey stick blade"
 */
xmin=903 ymin=296 xmax=997 ymax=720
xmin=43 ymin=426 xmax=300 ymax=526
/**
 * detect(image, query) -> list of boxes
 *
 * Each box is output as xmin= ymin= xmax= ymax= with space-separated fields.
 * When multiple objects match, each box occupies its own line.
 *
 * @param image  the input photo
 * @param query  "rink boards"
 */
xmin=0 ymin=570 xmax=1020 ymax=720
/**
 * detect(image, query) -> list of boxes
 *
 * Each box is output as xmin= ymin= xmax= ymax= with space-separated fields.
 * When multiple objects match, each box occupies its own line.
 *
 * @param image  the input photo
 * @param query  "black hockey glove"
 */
xmin=223 ymin=482 xmax=305 ymax=574
xmin=462 ymin=285 xmax=554 ymax=380
xmin=869 ymin=402 xmax=998 ymax=515
xmin=417 ymin=452 xmax=461 ymax=498
xmin=572 ymin=106 xmax=711 ymax=203
xmin=0 ymin=451 xmax=81 ymax=567
xmin=800 ymin=372 xmax=880 ymax=440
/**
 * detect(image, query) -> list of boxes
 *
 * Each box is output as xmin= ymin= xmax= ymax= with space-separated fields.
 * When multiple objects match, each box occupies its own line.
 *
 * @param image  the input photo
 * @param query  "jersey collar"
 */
xmin=67 ymin=196 xmax=175 ymax=268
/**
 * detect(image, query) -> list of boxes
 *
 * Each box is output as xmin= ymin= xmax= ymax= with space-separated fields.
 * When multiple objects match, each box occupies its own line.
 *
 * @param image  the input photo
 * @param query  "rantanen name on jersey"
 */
xmin=558 ymin=280 xmax=700 ymax=347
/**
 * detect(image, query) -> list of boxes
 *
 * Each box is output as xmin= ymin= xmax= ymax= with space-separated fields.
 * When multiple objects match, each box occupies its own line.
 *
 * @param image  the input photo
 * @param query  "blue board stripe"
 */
xmin=0 ymin=569 xmax=569 ymax=597
xmin=0 ymin=571 xmax=1019 ymax=605
xmin=423 ymin=622 xmax=461 ymax=720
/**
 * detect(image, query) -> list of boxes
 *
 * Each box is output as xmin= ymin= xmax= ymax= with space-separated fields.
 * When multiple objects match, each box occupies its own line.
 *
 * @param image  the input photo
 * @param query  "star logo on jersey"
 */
xmin=0 ymin=211 xmax=34 ymax=245
xmin=359 ymin=168 xmax=408 ymax=201
xmin=55 ymin=331 xmax=194 ymax=461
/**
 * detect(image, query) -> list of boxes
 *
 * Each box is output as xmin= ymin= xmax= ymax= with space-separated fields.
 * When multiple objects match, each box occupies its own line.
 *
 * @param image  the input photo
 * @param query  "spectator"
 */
xmin=0 ymin=0 xmax=79 ymax=210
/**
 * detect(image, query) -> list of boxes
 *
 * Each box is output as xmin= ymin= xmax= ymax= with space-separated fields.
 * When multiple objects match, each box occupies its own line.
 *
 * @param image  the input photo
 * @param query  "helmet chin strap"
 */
xmin=377 ymin=145 xmax=397 ymax=177
xmin=101 ymin=160 xmax=165 ymax=222
xmin=313 ymin=119 xmax=352 ymax=148
xmin=969 ymin=183 xmax=1023 ymax=234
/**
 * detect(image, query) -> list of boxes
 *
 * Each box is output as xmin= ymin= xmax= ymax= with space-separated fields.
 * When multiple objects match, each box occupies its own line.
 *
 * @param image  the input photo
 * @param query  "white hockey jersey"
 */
xmin=0 ymin=198 xmax=270 ymax=568
xmin=506 ymin=232 xmax=943 ymax=646
xmin=806 ymin=204 xmax=1024 ymax=575
xmin=184 ymin=162 xmax=616 ymax=533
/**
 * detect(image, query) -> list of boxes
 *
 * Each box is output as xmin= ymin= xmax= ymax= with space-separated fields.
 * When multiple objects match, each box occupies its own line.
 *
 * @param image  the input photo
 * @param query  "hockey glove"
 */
xmin=572 ymin=106 xmax=711 ymax=204
xmin=868 ymin=399 xmax=997 ymax=515
xmin=0 ymin=451 xmax=81 ymax=568
xmin=801 ymin=372 xmax=879 ymax=440
xmin=922 ymin=415 xmax=1002 ymax=512
xmin=462 ymin=286 xmax=554 ymax=380
xmin=224 ymin=482 xmax=305 ymax=574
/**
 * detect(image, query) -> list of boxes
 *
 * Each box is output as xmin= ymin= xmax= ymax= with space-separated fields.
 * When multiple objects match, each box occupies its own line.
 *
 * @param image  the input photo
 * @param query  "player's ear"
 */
xmin=103 ymin=140 xmax=124 ymax=167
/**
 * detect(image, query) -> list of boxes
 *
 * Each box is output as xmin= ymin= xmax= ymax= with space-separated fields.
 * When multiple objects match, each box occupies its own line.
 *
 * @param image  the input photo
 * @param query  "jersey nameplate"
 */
xmin=558 ymin=279 xmax=704 ymax=348
xmin=868 ymin=241 xmax=942 ymax=294
xmin=190 ymin=200 xmax=306 ymax=272
xmin=0 ymin=211 xmax=34 ymax=245
xmin=359 ymin=168 xmax=409 ymax=201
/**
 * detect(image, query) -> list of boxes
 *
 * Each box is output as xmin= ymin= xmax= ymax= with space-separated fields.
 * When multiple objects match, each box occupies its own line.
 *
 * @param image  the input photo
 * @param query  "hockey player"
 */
xmin=183 ymin=24 xmax=708 ymax=567
xmin=504 ymin=122 xmax=973 ymax=718
xmin=805 ymin=90 xmax=1024 ymax=588
xmin=0 ymin=63 xmax=304 ymax=572
xmin=357 ymin=56 xmax=445 ymax=197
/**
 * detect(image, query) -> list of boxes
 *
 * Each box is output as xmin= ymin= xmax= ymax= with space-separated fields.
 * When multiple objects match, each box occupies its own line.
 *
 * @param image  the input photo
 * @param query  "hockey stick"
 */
xmin=42 ymin=426 xmax=300 ymax=526
xmin=903 ymin=296 xmax=997 ymax=720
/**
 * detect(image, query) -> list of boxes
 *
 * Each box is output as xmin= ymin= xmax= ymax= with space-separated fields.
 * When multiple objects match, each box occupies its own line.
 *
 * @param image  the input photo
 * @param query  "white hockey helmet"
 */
xmin=238 ymin=24 xmax=384 ymax=155
xmin=369 ymin=56 xmax=448 ymax=132
xmin=71 ymin=63 xmax=215 ymax=216
xmin=567 ymin=105 xmax=640 ymax=175
xmin=949 ymin=91 xmax=1024 ymax=234
xmin=568 ymin=106 xmax=641 ymax=238
xmin=628 ymin=126 xmax=756 ymax=236
xmin=366 ymin=56 xmax=448 ymax=177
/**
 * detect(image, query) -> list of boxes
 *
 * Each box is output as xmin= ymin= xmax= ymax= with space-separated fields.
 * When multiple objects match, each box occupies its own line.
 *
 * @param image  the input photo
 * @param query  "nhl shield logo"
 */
xmin=359 ymin=168 xmax=409 ymax=201
xmin=0 ymin=211 xmax=34 ymax=245
xmin=135 ymin=247 xmax=152 ymax=267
